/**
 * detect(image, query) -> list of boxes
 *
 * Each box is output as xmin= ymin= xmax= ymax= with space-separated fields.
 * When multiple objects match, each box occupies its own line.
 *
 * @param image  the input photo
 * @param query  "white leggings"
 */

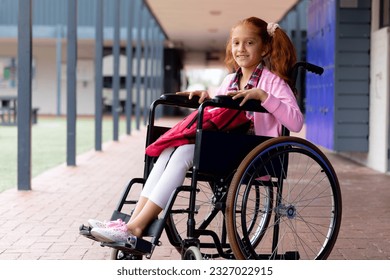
xmin=140 ymin=144 xmax=195 ymax=209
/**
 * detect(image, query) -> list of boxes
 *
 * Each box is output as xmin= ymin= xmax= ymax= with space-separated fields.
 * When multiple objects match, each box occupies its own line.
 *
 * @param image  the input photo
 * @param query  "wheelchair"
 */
xmin=80 ymin=62 xmax=342 ymax=260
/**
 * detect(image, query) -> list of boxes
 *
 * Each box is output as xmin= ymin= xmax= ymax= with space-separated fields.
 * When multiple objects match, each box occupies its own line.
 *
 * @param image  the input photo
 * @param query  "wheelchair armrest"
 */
xmin=147 ymin=93 xmax=201 ymax=145
xmin=154 ymin=94 xmax=267 ymax=113
xmin=156 ymin=93 xmax=201 ymax=109
xmin=194 ymin=95 xmax=268 ymax=131
xmin=205 ymin=95 xmax=268 ymax=113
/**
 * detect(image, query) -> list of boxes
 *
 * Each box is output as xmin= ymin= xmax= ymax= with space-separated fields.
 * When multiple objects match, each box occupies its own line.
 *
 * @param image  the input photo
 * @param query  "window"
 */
xmin=380 ymin=0 xmax=390 ymax=27
xmin=0 ymin=57 xmax=17 ymax=89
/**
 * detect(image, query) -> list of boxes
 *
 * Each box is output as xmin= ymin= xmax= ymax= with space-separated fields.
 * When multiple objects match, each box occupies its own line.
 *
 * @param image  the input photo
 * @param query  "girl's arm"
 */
xmin=227 ymin=70 xmax=303 ymax=132
xmin=260 ymin=80 xmax=303 ymax=132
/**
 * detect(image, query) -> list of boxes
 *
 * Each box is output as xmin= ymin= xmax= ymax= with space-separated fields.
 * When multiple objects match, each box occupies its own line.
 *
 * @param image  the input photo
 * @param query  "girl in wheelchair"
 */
xmin=87 ymin=16 xmax=304 ymax=244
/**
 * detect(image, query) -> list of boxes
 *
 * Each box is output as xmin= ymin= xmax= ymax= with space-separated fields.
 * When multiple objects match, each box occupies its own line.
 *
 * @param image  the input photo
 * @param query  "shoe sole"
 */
xmin=90 ymin=230 xmax=117 ymax=243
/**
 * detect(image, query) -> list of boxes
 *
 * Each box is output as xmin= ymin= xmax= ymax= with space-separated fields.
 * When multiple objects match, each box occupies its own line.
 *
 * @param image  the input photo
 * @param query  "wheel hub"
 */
xmin=277 ymin=204 xmax=297 ymax=219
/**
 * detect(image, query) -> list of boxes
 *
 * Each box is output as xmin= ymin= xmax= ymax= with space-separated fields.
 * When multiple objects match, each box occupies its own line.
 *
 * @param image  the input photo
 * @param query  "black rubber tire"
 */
xmin=226 ymin=136 xmax=342 ymax=260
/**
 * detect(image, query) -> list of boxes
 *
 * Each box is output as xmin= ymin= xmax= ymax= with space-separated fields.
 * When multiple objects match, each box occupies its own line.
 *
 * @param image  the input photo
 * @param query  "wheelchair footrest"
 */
xmin=79 ymin=224 xmax=100 ymax=242
xmin=79 ymin=224 xmax=153 ymax=255
xmin=101 ymin=236 xmax=153 ymax=255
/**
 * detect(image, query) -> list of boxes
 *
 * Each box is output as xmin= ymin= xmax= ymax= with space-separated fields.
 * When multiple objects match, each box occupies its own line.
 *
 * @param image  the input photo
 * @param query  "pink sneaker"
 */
xmin=87 ymin=218 xmax=126 ymax=229
xmin=91 ymin=224 xmax=131 ymax=243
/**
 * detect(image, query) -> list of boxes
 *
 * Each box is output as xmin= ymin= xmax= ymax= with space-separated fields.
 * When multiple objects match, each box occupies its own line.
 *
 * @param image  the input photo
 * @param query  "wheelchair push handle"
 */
xmin=292 ymin=61 xmax=324 ymax=75
xmin=291 ymin=61 xmax=324 ymax=86
xmin=306 ymin=62 xmax=324 ymax=75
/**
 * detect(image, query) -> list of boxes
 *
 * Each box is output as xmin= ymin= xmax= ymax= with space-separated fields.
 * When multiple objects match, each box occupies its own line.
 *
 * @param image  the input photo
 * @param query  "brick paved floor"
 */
xmin=0 ymin=119 xmax=389 ymax=260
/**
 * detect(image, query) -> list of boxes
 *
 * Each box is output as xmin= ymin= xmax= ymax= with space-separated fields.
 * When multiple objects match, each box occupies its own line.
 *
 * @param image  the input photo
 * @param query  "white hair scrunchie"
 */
xmin=267 ymin=22 xmax=279 ymax=37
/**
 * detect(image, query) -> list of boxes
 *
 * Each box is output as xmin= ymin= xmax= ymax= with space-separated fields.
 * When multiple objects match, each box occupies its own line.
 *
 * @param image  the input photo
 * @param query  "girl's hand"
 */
xmin=176 ymin=90 xmax=210 ymax=103
xmin=227 ymin=88 xmax=268 ymax=106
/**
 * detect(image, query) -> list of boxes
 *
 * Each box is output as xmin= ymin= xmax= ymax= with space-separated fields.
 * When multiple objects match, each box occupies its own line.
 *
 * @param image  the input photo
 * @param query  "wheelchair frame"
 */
xmin=80 ymin=62 xmax=342 ymax=260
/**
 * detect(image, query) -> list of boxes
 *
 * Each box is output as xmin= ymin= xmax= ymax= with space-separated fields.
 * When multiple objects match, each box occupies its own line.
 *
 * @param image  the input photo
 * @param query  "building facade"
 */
xmin=1 ymin=0 xmax=389 ymax=174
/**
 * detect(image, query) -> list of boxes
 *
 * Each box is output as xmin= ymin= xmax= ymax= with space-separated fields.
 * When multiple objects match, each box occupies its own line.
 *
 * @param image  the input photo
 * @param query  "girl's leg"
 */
xmin=127 ymin=200 xmax=162 ymax=237
xmin=128 ymin=144 xmax=195 ymax=236
xmin=130 ymin=147 xmax=176 ymax=222
xmin=128 ymin=197 xmax=148 ymax=222
xmin=90 ymin=145 xmax=195 ymax=242
xmin=146 ymin=144 xmax=195 ymax=209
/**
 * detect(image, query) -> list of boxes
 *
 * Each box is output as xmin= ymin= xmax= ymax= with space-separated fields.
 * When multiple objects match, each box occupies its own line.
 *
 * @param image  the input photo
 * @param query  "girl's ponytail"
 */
xmin=267 ymin=27 xmax=297 ymax=89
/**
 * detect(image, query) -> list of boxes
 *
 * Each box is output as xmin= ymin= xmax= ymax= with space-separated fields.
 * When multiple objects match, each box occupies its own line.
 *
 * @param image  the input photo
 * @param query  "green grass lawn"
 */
xmin=0 ymin=116 xmax=129 ymax=192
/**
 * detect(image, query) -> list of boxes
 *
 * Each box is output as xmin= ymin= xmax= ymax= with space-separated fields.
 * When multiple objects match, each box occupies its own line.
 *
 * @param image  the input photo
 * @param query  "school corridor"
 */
xmin=0 ymin=118 xmax=389 ymax=260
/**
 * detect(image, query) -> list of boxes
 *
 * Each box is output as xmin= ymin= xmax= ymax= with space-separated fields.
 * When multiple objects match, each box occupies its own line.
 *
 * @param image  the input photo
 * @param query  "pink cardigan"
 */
xmin=214 ymin=67 xmax=304 ymax=137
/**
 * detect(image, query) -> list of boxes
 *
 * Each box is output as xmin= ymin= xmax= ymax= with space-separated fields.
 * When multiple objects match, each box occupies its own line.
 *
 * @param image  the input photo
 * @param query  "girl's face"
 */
xmin=231 ymin=24 xmax=265 ymax=70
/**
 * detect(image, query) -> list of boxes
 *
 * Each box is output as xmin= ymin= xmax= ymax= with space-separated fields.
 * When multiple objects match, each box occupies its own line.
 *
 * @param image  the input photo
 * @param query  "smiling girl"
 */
xmin=87 ymin=16 xmax=303 ymax=243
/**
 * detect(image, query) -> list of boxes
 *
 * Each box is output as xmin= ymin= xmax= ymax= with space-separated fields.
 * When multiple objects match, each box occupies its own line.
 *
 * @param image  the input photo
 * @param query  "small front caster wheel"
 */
xmin=110 ymin=249 xmax=143 ymax=260
xmin=182 ymin=246 xmax=202 ymax=260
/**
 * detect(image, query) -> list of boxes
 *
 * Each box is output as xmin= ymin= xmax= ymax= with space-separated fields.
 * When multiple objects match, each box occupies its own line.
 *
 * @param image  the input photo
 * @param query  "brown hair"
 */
xmin=224 ymin=17 xmax=297 ymax=88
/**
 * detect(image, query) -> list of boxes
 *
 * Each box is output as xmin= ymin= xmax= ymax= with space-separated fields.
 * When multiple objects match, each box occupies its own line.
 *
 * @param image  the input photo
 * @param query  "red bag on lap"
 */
xmin=145 ymin=107 xmax=250 ymax=157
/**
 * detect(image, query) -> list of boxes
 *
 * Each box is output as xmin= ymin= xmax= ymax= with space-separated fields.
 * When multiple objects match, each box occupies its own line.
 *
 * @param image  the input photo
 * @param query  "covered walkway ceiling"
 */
xmin=146 ymin=0 xmax=299 ymax=52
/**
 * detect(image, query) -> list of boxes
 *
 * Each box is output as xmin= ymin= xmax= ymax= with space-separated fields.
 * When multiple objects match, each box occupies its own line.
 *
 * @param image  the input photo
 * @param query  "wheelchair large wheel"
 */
xmin=166 ymin=178 xmax=232 ymax=259
xmin=226 ymin=136 xmax=342 ymax=260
